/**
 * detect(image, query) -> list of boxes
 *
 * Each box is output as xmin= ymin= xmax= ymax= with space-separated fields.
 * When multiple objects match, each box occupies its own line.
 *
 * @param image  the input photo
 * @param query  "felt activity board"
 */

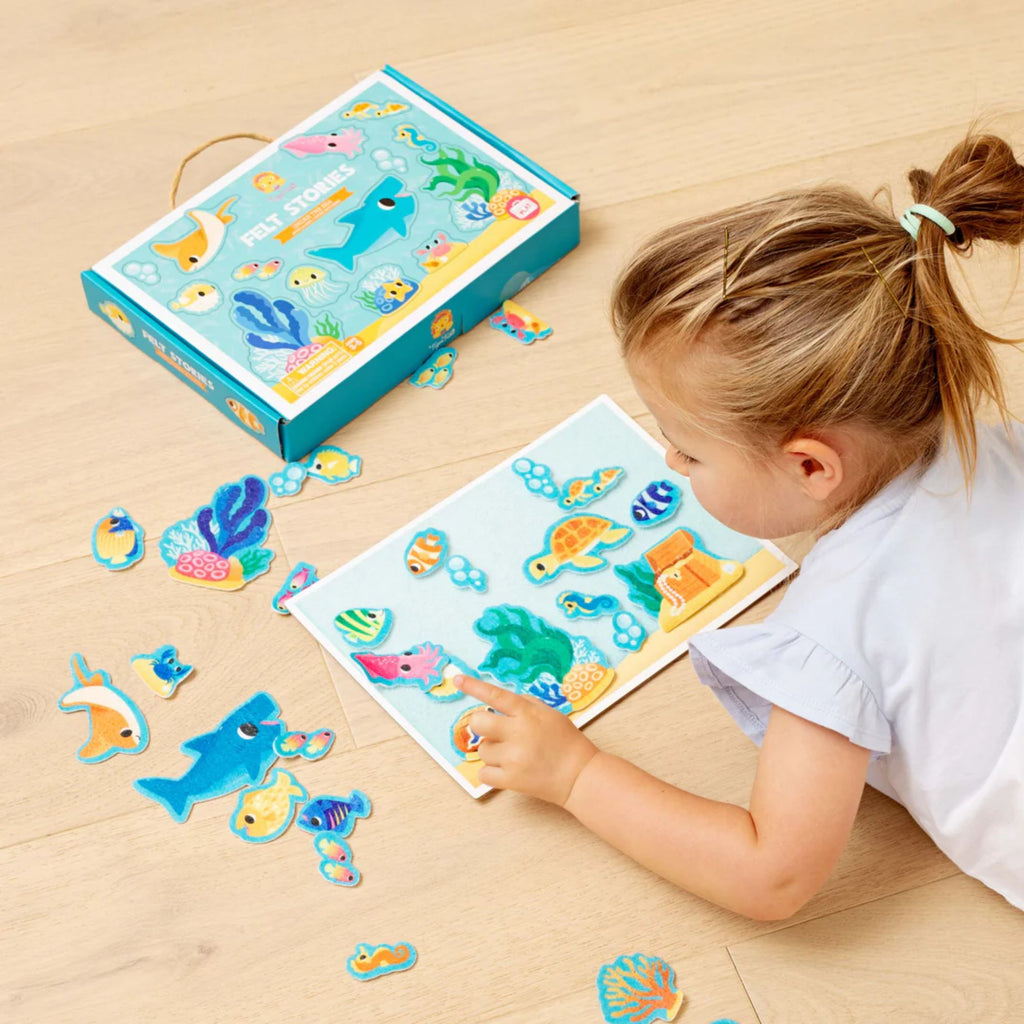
xmin=289 ymin=396 xmax=797 ymax=798
xmin=82 ymin=66 xmax=579 ymax=458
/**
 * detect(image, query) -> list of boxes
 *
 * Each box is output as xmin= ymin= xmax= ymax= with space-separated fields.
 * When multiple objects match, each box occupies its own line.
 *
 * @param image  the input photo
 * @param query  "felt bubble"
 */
xmin=445 ymin=554 xmax=488 ymax=592
xmin=511 ymin=458 xmax=559 ymax=501
xmin=611 ymin=611 xmax=647 ymax=652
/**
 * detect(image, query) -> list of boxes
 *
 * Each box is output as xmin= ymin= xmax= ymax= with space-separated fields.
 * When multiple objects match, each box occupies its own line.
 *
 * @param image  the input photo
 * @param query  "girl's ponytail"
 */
xmin=906 ymin=135 xmax=1024 ymax=477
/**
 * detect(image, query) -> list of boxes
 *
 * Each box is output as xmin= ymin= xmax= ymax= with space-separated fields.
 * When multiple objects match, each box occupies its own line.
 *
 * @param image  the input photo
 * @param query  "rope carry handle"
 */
xmin=169 ymin=132 xmax=274 ymax=208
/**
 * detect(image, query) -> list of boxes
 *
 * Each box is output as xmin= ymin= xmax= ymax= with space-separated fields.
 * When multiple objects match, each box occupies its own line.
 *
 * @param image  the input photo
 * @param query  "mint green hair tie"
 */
xmin=900 ymin=203 xmax=958 ymax=241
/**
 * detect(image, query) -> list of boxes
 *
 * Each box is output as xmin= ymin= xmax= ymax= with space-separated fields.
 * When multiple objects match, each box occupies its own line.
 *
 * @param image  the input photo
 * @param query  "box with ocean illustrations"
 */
xmin=81 ymin=66 xmax=579 ymax=458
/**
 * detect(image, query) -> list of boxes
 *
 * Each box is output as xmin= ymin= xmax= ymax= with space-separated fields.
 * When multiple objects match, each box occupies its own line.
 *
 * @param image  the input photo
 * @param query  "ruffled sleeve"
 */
xmin=688 ymin=624 xmax=892 ymax=755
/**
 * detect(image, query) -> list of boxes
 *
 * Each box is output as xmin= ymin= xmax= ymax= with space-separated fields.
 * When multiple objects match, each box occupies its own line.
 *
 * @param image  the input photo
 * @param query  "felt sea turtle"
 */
xmin=524 ymin=515 xmax=633 ymax=584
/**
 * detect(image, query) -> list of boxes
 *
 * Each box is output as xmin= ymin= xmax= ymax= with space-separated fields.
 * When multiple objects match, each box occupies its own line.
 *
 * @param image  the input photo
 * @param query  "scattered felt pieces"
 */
xmin=230 ymin=768 xmax=307 ymax=843
xmin=134 ymin=691 xmax=283 ymax=823
xmin=273 ymin=562 xmax=319 ymax=614
xmin=523 ymin=515 xmax=633 ymax=584
xmin=558 ymin=466 xmax=625 ymax=510
xmin=611 ymin=611 xmax=647 ymax=652
xmin=488 ymin=299 xmax=552 ymax=344
xmin=346 ymin=942 xmax=417 ymax=980
xmin=445 ymin=554 xmax=487 ymax=592
xmin=131 ymin=644 xmax=194 ymax=698
xmin=596 ymin=953 xmax=685 ymax=1024
xmin=511 ymin=457 xmax=559 ymax=500
xmin=297 ymin=790 xmax=372 ymax=838
xmin=159 ymin=475 xmax=274 ymax=590
xmin=405 ymin=528 xmax=448 ymax=576
xmin=630 ymin=480 xmax=682 ymax=527
xmin=556 ymin=591 xmax=620 ymax=619
xmin=334 ymin=607 xmax=393 ymax=648
xmin=273 ymin=728 xmax=335 ymax=760
xmin=316 ymin=834 xmax=361 ymax=886
xmin=58 ymin=653 xmax=150 ymax=763
xmin=91 ymin=507 xmax=145 ymax=571
xmin=409 ymin=345 xmax=457 ymax=388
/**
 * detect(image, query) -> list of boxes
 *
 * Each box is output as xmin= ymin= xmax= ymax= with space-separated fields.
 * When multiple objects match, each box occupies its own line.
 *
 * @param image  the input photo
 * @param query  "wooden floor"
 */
xmin=4 ymin=2 xmax=1024 ymax=1021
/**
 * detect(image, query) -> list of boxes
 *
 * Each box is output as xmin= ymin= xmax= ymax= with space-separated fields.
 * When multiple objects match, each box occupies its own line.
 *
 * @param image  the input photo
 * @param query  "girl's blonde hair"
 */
xmin=612 ymin=132 xmax=1024 ymax=510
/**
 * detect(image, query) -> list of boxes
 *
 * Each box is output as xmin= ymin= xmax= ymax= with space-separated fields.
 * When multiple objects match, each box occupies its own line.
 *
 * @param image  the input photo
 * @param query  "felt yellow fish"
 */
xmin=230 ymin=769 xmax=307 ymax=843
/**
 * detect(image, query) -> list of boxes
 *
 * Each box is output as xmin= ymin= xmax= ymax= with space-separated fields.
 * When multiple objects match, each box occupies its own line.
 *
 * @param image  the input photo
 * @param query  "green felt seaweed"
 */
xmin=474 ymin=605 xmax=575 ymax=688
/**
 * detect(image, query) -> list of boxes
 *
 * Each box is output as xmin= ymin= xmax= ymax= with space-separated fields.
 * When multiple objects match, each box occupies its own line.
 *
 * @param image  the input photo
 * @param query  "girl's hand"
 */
xmin=454 ymin=675 xmax=598 ymax=806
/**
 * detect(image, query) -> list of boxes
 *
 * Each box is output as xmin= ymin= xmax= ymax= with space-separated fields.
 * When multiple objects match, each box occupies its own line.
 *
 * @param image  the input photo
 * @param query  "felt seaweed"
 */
xmin=231 ymin=290 xmax=310 ymax=351
xmin=474 ymin=605 xmax=575 ymax=688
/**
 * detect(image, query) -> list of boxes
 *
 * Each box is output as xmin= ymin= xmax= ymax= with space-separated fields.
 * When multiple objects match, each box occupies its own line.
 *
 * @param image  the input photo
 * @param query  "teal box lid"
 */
xmin=85 ymin=67 xmax=579 ymax=456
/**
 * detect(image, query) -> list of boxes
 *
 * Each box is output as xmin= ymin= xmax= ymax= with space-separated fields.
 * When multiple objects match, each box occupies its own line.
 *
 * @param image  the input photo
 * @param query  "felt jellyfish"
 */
xmin=286 ymin=265 xmax=347 ymax=307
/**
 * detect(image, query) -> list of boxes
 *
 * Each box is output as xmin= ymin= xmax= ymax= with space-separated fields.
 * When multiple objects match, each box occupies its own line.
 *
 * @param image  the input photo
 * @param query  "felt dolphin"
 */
xmin=134 ymin=692 xmax=284 ymax=823
xmin=151 ymin=196 xmax=238 ymax=273
xmin=58 ymin=653 xmax=150 ymax=764
xmin=307 ymin=176 xmax=415 ymax=272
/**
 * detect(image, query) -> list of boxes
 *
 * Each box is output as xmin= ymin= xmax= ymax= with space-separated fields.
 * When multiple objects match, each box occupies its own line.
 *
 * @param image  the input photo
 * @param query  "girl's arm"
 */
xmin=455 ymin=676 xmax=871 ymax=921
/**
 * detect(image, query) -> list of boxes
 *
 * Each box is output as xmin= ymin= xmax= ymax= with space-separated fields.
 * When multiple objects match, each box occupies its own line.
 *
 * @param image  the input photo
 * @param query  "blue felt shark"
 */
xmin=307 ymin=176 xmax=416 ymax=272
xmin=134 ymin=692 xmax=284 ymax=823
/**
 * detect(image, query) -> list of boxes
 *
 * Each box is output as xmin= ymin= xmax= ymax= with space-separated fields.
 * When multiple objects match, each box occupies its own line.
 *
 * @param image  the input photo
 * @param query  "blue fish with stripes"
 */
xmin=630 ymin=480 xmax=682 ymax=527
xmin=297 ymin=790 xmax=372 ymax=838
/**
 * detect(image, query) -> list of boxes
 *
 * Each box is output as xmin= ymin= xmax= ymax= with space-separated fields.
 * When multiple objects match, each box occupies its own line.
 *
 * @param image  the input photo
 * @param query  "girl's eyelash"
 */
xmin=673 ymin=448 xmax=696 ymax=465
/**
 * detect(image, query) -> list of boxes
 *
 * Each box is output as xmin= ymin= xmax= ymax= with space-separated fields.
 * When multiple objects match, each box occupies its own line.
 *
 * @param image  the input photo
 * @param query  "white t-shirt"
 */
xmin=688 ymin=421 xmax=1024 ymax=911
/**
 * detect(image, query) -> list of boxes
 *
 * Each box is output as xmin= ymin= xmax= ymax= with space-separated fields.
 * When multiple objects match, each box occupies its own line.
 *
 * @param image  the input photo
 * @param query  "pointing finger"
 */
xmin=453 ymin=675 xmax=521 ymax=714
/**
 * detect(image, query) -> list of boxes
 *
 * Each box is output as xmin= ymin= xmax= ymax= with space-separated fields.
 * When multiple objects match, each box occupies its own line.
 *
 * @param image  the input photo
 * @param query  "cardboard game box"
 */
xmin=82 ymin=66 xmax=579 ymax=458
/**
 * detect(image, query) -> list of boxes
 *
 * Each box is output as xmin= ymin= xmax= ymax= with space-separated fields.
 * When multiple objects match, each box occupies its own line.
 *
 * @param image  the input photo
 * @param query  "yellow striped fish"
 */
xmin=333 ymin=608 xmax=393 ymax=649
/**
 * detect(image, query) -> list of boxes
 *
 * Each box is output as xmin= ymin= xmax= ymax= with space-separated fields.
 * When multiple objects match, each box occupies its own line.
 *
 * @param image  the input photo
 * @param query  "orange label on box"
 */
xmin=275 ymin=187 xmax=352 ymax=243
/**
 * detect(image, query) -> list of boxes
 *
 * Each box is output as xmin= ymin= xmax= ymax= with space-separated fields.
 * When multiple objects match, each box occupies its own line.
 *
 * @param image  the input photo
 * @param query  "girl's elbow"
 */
xmin=740 ymin=870 xmax=820 ymax=921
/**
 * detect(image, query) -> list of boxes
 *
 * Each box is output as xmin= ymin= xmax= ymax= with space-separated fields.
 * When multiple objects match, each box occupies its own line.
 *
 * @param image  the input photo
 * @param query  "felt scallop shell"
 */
xmin=596 ymin=953 xmax=685 ymax=1024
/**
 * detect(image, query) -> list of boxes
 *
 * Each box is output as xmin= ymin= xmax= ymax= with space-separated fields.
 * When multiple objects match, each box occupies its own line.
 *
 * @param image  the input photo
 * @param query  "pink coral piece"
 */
xmin=285 ymin=342 xmax=324 ymax=374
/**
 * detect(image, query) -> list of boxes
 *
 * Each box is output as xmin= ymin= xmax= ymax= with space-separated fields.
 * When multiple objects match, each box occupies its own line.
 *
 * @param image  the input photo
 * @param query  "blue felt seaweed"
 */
xmin=197 ymin=476 xmax=270 ymax=558
xmin=231 ymin=291 xmax=310 ymax=351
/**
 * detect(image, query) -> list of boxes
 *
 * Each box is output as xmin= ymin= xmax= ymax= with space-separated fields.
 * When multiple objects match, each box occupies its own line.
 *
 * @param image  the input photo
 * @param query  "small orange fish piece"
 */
xmin=405 ymin=529 xmax=448 ymax=577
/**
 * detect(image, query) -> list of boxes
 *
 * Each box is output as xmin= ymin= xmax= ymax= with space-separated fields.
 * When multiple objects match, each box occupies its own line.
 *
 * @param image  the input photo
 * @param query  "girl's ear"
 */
xmin=780 ymin=437 xmax=845 ymax=502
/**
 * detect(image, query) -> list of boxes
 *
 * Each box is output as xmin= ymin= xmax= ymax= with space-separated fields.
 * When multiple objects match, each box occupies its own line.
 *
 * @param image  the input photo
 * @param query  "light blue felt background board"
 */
xmin=290 ymin=397 xmax=782 ymax=795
